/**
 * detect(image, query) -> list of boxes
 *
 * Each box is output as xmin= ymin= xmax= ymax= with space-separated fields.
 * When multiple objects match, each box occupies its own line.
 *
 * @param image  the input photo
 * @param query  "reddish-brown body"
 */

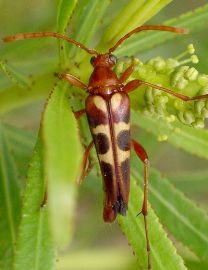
xmin=86 ymin=54 xmax=131 ymax=222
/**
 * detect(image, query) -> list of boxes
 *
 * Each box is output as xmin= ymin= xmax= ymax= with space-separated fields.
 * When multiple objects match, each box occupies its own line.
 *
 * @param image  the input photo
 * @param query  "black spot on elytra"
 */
xmin=100 ymin=161 xmax=113 ymax=181
xmin=94 ymin=133 xmax=109 ymax=154
xmin=87 ymin=113 xmax=108 ymax=128
xmin=113 ymin=110 xmax=130 ymax=123
xmin=117 ymin=130 xmax=130 ymax=151
xmin=121 ymin=158 xmax=130 ymax=183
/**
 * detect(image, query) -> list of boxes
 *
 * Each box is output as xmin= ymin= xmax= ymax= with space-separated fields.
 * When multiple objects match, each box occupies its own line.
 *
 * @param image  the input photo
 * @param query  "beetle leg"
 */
xmin=77 ymin=141 xmax=94 ymax=185
xmin=131 ymin=139 xmax=151 ymax=270
xmin=119 ymin=64 xmax=134 ymax=83
xmin=59 ymin=73 xmax=88 ymax=91
xmin=73 ymin=109 xmax=86 ymax=120
xmin=124 ymin=79 xmax=208 ymax=101
xmin=123 ymin=79 xmax=141 ymax=93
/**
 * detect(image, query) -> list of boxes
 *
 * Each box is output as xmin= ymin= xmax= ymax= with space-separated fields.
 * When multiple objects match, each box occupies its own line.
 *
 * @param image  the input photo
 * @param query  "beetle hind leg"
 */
xmin=131 ymin=139 xmax=151 ymax=270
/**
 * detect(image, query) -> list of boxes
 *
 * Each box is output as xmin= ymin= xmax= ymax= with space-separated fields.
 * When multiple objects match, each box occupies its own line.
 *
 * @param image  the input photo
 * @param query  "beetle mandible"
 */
xmin=4 ymin=25 xmax=208 ymax=270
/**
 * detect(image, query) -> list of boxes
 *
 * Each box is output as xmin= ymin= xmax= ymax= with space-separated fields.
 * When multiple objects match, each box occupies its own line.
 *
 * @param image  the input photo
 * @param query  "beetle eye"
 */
xmin=109 ymin=54 xmax=117 ymax=64
xmin=90 ymin=56 xmax=95 ymax=65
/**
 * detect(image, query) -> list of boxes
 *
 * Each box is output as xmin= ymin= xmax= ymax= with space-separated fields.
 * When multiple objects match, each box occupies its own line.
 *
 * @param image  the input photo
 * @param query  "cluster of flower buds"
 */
xmin=115 ymin=44 xmax=208 ymax=128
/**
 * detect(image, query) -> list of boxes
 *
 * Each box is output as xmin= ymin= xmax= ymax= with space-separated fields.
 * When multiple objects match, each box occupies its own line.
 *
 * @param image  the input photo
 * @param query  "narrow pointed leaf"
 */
xmin=0 ymin=61 xmax=31 ymax=88
xmin=0 ymin=72 xmax=55 ymax=115
xmin=116 ymin=4 xmax=208 ymax=56
xmin=57 ymin=0 xmax=78 ymax=68
xmin=131 ymin=156 xmax=208 ymax=261
xmin=14 ymin=140 xmax=56 ymax=270
xmin=42 ymin=82 xmax=82 ymax=248
xmin=70 ymin=0 xmax=110 ymax=61
xmin=0 ymin=125 xmax=20 ymax=270
xmin=119 ymin=178 xmax=187 ymax=270
xmin=98 ymin=0 xmax=172 ymax=51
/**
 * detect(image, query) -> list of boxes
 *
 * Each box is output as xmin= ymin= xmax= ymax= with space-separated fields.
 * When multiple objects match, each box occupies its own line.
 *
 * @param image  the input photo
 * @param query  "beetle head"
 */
xmin=90 ymin=54 xmax=117 ymax=68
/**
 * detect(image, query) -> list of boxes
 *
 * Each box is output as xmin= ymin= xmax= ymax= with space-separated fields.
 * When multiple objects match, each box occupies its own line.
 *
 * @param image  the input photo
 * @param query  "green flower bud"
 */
xmin=145 ymin=87 xmax=154 ymax=104
xmin=198 ymin=74 xmax=208 ymax=86
xmin=165 ymin=115 xmax=176 ymax=123
xmin=193 ymin=118 xmax=205 ymax=128
xmin=195 ymin=100 xmax=205 ymax=115
xmin=166 ymin=58 xmax=179 ymax=70
xmin=205 ymin=100 xmax=208 ymax=110
xmin=174 ymin=99 xmax=185 ymax=110
xmin=191 ymin=55 xmax=199 ymax=64
xmin=177 ymin=78 xmax=189 ymax=90
xmin=187 ymin=44 xmax=195 ymax=54
xmin=201 ymin=107 xmax=208 ymax=117
xmin=184 ymin=67 xmax=198 ymax=81
xmin=183 ymin=110 xmax=195 ymax=124
xmin=158 ymin=134 xmax=168 ymax=142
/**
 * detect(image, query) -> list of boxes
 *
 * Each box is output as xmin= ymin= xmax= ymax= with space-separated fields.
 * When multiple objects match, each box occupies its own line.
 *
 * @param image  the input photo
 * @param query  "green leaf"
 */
xmin=0 ymin=72 xmax=55 ymax=115
xmin=170 ymin=170 xmax=208 ymax=195
xmin=98 ymin=0 xmax=172 ymax=52
xmin=58 ymin=249 xmax=136 ymax=270
xmin=70 ymin=0 xmax=111 ymax=61
xmin=131 ymin=110 xmax=208 ymax=159
xmin=119 ymin=178 xmax=187 ymax=270
xmin=3 ymin=124 xmax=36 ymax=180
xmin=0 ymin=60 xmax=31 ymax=88
xmin=185 ymin=259 xmax=208 ymax=270
xmin=57 ymin=0 xmax=78 ymax=34
xmin=57 ymin=0 xmax=78 ymax=68
xmin=0 ymin=124 xmax=20 ymax=270
xmin=116 ymin=4 xmax=208 ymax=56
xmin=131 ymin=156 xmax=208 ymax=261
xmin=3 ymin=124 xmax=35 ymax=158
xmin=14 ymin=139 xmax=56 ymax=270
xmin=42 ymin=82 xmax=82 ymax=248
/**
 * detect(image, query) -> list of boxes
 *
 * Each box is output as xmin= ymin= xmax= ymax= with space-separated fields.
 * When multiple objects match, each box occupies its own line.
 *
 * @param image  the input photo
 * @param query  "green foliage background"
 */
xmin=0 ymin=1 xmax=208 ymax=270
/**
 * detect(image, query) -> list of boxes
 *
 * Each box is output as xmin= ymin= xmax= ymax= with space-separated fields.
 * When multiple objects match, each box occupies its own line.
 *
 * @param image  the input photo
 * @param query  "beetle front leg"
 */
xmin=131 ymin=139 xmax=151 ymax=270
xmin=73 ymin=109 xmax=86 ymax=120
xmin=77 ymin=141 xmax=94 ymax=185
xmin=119 ymin=64 xmax=135 ymax=83
xmin=59 ymin=73 xmax=88 ymax=91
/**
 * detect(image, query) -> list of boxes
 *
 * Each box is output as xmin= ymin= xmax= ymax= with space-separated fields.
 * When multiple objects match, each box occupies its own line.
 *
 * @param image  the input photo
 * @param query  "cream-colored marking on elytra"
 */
xmin=117 ymin=149 xmax=130 ymax=162
xmin=93 ymin=96 xmax=107 ymax=113
xmin=111 ymin=93 xmax=122 ymax=112
xmin=93 ymin=124 xmax=110 ymax=136
xmin=114 ymin=122 xmax=130 ymax=137
xmin=99 ymin=147 xmax=114 ymax=164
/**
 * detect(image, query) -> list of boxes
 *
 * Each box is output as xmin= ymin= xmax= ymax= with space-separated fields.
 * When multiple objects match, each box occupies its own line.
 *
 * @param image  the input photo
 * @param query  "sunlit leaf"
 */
xmin=42 ymin=81 xmax=82 ymax=248
xmin=0 ymin=124 xmax=20 ymax=270
xmin=14 ymin=139 xmax=56 ymax=270
xmin=116 ymin=4 xmax=208 ymax=56
xmin=131 ymin=156 xmax=208 ymax=261
xmin=119 ymin=178 xmax=187 ymax=270
xmin=98 ymin=0 xmax=173 ymax=51
xmin=57 ymin=0 xmax=78 ymax=68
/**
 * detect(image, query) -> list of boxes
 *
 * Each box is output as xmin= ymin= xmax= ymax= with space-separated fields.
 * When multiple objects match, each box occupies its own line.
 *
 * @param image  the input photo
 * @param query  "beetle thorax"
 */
xmin=88 ymin=54 xmax=121 ymax=97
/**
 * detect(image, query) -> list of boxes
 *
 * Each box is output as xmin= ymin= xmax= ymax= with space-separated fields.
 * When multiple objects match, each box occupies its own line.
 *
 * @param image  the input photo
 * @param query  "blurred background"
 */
xmin=0 ymin=1 xmax=208 ymax=269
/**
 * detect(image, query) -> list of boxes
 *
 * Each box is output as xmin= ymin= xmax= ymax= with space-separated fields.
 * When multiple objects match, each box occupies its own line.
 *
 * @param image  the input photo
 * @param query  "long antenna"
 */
xmin=3 ymin=32 xmax=99 ymax=56
xmin=108 ymin=25 xmax=189 ymax=53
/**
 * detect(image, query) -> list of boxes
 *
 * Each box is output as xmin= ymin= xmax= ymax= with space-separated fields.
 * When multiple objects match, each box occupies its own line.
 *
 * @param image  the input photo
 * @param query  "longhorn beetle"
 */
xmin=4 ymin=25 xmax=208 ymax=270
